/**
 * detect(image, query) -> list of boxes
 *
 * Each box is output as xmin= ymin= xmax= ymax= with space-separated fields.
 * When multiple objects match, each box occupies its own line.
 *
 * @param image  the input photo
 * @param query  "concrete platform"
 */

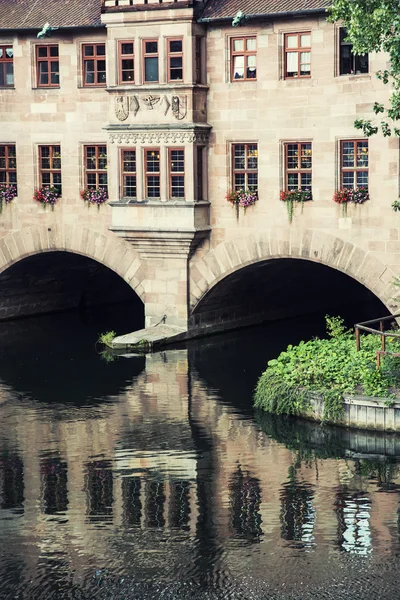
xmin=110 ymin=324 xmax=187 ymax=352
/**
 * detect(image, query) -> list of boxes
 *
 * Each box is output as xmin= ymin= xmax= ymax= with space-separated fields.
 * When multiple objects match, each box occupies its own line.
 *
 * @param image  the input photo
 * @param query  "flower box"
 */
xmin=33 ymin=186 xmax=60 ymax=210
xmin=80 ymin=187 xmax=108 ymax=208
xmin=280 ymin=189 xmax=313 ymax=223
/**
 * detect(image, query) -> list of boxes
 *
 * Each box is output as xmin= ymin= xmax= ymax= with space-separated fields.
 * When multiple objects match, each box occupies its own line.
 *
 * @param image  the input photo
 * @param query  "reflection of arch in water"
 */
xmin=228 ymin=464 xmax=262 ymax=541
xmin=335 ymin=492 xmax=372 ymax=555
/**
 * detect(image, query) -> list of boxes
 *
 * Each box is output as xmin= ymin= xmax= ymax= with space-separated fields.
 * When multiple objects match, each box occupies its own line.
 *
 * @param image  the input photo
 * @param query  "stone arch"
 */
xmin=0 ymin=224 xmax=145 ymax=299
xmin=189 ymin=229 xmax=399 ymax=314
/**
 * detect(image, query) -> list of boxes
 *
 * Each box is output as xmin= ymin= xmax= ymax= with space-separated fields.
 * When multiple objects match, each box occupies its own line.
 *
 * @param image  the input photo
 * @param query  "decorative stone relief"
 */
xmin=130 ymin=95 xmax=140 ymax=117
xmin=171 ymin=95 xmax=187 ymax=120
xmin=109 ymin=130 xmax=210 ymax=145
xmin=162 ymin=95 xmax=171 ymax=116
xmin=142 ymin=95 xmax=161 ymax=110
xmin=115 ymin=96 xmax=129 ymax=121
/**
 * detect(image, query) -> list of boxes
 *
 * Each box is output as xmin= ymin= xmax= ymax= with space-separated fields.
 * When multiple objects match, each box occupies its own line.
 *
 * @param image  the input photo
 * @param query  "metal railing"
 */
xmin=355 ymin=313 xmax=400 ymax=367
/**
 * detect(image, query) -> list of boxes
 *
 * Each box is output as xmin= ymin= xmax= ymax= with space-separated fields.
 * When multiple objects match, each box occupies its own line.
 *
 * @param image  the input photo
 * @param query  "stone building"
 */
xmin=0 ymin=0 xmax=399 ymax=331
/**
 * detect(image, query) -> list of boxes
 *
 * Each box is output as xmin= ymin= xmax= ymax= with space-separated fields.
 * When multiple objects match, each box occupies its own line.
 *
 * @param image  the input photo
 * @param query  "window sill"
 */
xmin=336 ymin=73 xmax=371 ymax=82
xmin=32 ymin=86 xmax=60 ymax=91
xmin=0 ymin=86 xmax=15 ymax=90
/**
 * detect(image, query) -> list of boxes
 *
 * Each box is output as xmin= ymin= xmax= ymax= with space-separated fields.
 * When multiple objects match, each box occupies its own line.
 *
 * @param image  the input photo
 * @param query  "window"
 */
xmin=232 ymin=144 xmax=258 ymax=191
xmin=339 ymin=28 xmax=368 ymax=75
xmin=341 ymin=140 xmax=368 ymax=188
xmin=231 ymin=37 xmax=256 ymax=81
xmin=195 ymin=37 xmax=202 ymax=84
xmin=82 ymin=44 xmax=106 ymax=87
xmin=196 ymin=146 xmax=204 ymax=199
xmin=39 ymin=145 xmax=62 ymax=194
xmin=121 ymin=149 xmax=136 ymax=198
xmin=118 ymin=41 xmax=134 ymax=83
xmin=145 ymin=148 xmax=160 ymax=198
xmin=284 ymin=33 xmax=311 ymax=78
xmin=284 ymin=142 xmax=312 ymax=190
xmin=0 ymin=145 xmax=17 ymax=191
xmin=36 ymin=45 xmax=59 ymax=87
xmin=168 ymin=39 xmax=183 ymax=82
xmin=169 ymin=148 xmax=185 ymax=198
xmin=84 ymin=145 xmax=107 ymax=192
xmin=0 ymin=46 xmax=14 ymax=87
xmin=143 ymin=40 xmax=158 ymax=83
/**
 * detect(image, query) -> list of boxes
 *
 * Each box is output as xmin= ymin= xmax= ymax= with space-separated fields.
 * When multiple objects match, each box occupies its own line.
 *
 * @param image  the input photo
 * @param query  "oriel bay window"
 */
xmin=84 ymin=145 xmax=107 ymax=192
xmin=121 ymin=149 xmax=136 ymax=199
xmin=232 ymin=144 xmax=258 ymax=191
xmin=145 ymin=148 xmax=160 ymax=198
xmin=0 ymin=46 xmax=14 ymax=87
xmin=339 ymin=28 xmax=368 ymax=75
xmin=39 ymin=145 xmax=62 ymax=195
xmin=169 ymin=148 xmax=185 ymax=198
xmin=341 ymin=140 xmax=368 ymax=188
xmin=143 ymin=40 xmax=159 ymax=83
xmin=83 ymin=44 xmax=106 ymax=86
xmin=0 ymin=144 xmax=17 ymax=191
xmin=36 ymin=45 xmax=59 ymax=87
xmin=168 ymin=39 xmax=183 ymax=82
xmin=284 ymin=33 xmax=311 ymax=78
xmin=119 ymin=42 xmax=134 ymax=83
xmin=285 ymin=142 xmax=312 ymax=190
xmin=231 ymin=37 xmax=257 ymax=81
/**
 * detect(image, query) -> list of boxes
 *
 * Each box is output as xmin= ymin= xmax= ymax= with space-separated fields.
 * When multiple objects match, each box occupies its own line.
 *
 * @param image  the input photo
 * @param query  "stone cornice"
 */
xmin=107 ymin=126 xmax=211 ymax=145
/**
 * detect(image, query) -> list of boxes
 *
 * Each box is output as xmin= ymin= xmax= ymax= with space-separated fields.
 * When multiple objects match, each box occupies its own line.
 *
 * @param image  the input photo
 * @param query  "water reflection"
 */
xmin=2 ymin=324 xmax=400 ymax=597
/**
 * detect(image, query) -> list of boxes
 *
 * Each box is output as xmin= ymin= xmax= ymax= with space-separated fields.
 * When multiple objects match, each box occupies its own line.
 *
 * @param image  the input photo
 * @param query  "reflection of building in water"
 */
xmin=335 ymin=492 xmax=372 ymax=555
xmin=1 ymin=350 xmax=400 ymax=590
xmin=280 ymin=479 xmax=315 ymax=549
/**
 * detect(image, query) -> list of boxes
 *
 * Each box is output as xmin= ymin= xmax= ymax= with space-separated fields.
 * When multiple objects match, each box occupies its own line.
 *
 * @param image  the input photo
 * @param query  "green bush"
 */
xmin=254 ymin=316 xmax=400 ymax=422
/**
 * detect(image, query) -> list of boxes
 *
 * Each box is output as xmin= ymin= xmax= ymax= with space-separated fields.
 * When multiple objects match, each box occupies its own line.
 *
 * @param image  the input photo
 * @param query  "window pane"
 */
xmin=301 ymin=144 xmax=312 ymax=168
xmin=0 ymin=68 xmax=4 ymax=87
xmin=145 ymin=57 xmax=158 ymax=82
xmin=170 ymin=150 xmax=184 ymax=172
xmin=169 ymin=40 xmax=182 ymax=53
xmin=50 ymin=61 xmax=59 ymax=84
xmin=38 ymin=47 xmax=48 ymax=58
xmin=286 ymin=52 xmax=298 ymax=77
xmin=340 ymin=45 xmax=353 ymax=75
xmin=357 ymin=172 xmax=368 ymax=187
xmin=84 ymin=45 xmax=94 ymax=56
xmin=300 ymin=34 xmax=311 ymax=47
xmin=171 ymin=175 xmax=185 ymax=197
xmin=247 ymin=145 xmax=258 ymax=169
xmin=246 ymin=38 xmax=256 ymax=51
xmin=287 ymin=144 xmax=298 ymax=169
xmin=87 ymin=173 xmax=97 ymax=186
xmin=233 ymin=39 xmax=244 ymax=52
xmin=248 ymin=172 xmax=258 ymax=190
xmin=343 ymin=142 xmax=354 ymax=167
xmin=286 ymin=35 xmax=298 ymax=49
xmin=355 ymin=54 xmax=368 ymax=74
xmin=121 ymin=43 xmax=133 ymax=55
xmin=246 ymin=56 xmax=256 ymax=78
xmin=300 ymin=52 xmax=311 ymax=75
xmin=42 ymin=173 xmax=51 ymax=185
xmin=233 ymin=56 xmax=244 ymax=79
xmin=39 ymin=62 xmax=48 ymax=85
xmin=98 ymin=173 xmax=108 ymax=186
xmin=356 ymin=142 xmax=368 ymax=167
xmin=287 ymin=173 xmax=298 ymax=189
xmin=301 ymin=173 xmax=312 ymax=189
xmin=124 ymin=175 xmax=136 ymax=197
xmin=147 ymin=176 xmax=160 ymax=197
xmin=234 ymin=174 xmax=245 ymax=190
xmin=343 ymin=172 xmax=354 ymax=188
xmin=50 ymin=46 xmax=58 ymax=57
xmin=145 ymin=41 xmax=158 ymax=54
xmin=6 ymin=48 xmax=13 ymax=58
xmin=146 ymin=150 xmax=160 ymax=172
xmin=234 ymin=145 xmax=245 ymax=170
xmin=96 ymin=45 xmax=105 ymax=56
xmin=5 ymin=63 xmax=14 ymax=85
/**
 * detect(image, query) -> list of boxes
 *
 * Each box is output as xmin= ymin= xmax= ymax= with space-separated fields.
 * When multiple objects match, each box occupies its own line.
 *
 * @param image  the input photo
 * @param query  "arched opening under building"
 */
xmin=190 ymin=258 xmax=390 ymax=334
xmin=0 ymin=251 xmax=144 ymax=326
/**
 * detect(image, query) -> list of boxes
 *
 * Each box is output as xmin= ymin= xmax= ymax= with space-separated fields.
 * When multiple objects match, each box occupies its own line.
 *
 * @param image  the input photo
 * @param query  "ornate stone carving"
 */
xmin=130 ymin=95 xmax=140 ymax=117
xmin=171 ymin=95 xmax=187 ymax=120
xmin=162 ymin=95 xmax=171 ymax=116
xmin=109 ymin=130 xmax=210 ymax=145
xmin=142 ymin=95 xmax=161 ymax=110
xmin=115 ymin=96 xmax=129 ymax=121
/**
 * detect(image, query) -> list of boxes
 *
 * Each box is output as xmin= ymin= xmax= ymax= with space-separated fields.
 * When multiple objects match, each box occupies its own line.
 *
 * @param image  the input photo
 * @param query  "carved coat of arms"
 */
xmin=115 ymin=96 xmax=129 ymax=121
xmin=171 ymin=95 xmax=187 ymax=120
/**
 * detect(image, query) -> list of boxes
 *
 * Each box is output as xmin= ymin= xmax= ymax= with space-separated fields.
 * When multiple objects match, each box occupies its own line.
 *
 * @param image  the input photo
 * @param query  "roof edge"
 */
xmin=0 ymin=24 xmax=104 ymax=33
xmin=198 ymin=7 xmax=327 ymax=23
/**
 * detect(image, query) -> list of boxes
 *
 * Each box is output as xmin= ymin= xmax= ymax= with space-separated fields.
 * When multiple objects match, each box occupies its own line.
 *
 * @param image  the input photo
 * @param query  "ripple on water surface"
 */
xmin=1 ymin=314 xmax=400 ymax=598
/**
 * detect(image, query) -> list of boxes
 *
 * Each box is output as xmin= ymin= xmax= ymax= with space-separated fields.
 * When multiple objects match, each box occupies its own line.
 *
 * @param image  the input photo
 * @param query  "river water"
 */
xmin=1 ymin=308 xmax=400 ymax=599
